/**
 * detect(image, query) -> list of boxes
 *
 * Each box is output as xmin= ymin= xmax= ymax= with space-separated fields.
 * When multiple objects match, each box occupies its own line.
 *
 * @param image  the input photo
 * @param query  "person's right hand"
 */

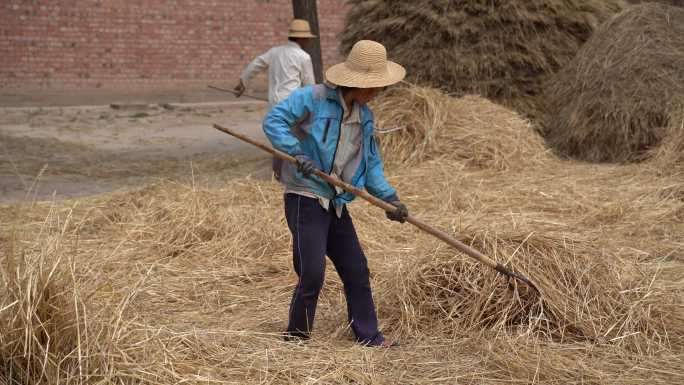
xmin=234 ymin=80 xmax=245 ymax=97
xmin=385 ymin=201 xmax=408 ymax=223
xmin=295 ymin=155 xmax=316 ymax=177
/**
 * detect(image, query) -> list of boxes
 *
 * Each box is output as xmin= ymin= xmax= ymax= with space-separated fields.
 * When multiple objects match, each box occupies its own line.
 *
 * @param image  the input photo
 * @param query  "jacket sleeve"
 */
xmin=240 ymin=50 xmax=269 ymax=84
xmin=262 ymin=87 xmax=313 ymax=156
xmin=365 ymin=134 xmax=398 ymax=202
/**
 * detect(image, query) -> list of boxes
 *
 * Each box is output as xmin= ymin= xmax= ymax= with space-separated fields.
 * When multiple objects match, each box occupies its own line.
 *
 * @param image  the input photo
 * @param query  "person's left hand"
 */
xmin=386 ymin=201 xmax=408 ymax=223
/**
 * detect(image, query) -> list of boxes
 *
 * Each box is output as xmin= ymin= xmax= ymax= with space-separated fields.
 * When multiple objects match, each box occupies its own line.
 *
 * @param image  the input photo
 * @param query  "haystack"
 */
xmin=341 ymin=0 xmax=625 ymax=109
xmin=540 ymin=3 xmax=684 ymax=163
xmin=371 ymin=86 xmax=551 ymax=168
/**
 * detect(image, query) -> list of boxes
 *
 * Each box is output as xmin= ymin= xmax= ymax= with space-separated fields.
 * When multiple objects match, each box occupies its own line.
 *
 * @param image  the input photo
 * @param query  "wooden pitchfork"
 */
xmin=207 ymin=84 xmax=269 ymax=102
xmin=213 ymin=123 xmax=541 ymax=294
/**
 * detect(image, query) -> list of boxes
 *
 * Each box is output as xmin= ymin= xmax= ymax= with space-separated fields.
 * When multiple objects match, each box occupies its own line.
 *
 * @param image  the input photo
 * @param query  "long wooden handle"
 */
xmin=207 ymin=85 xmax=268 ymax=102
xmin=213 ymin=123 xmax=539 ymax=292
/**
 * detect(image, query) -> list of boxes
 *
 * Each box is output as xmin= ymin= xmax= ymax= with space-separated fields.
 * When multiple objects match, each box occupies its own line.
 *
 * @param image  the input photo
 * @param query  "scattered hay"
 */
xmin=484 ymin=340 xmax=684 ymax=384
xmin=628 ymin=0 xmax=684 ymax=6
xmin=341 ymin=0 xmax=625 ymax=109
xmin=372 ymin=85 xmax=551 ymax=168
xmin=1 ymin=243 xmax=72 ymax=383
xmin=367 ymin=156 xmax=684 ymax=351
xmin=2 ymin=164 xmax=682 ymax=383
xmin=2 ymin=109 xmax=683 ymax=382
xmin=382 ymin=231 xmax=675 ymax=352
xmin=540 ymin=3 xmax=684 ymax=163
xmin=0 ymin=212 xmax=130 ymax=384
xmin=91 ymin=182 xmax=290 ymax=266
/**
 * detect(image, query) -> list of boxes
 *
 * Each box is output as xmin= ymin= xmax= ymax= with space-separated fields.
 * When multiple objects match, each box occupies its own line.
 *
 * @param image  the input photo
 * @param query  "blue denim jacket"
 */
xmin=262 ymin=83 xmax=397 ymax=208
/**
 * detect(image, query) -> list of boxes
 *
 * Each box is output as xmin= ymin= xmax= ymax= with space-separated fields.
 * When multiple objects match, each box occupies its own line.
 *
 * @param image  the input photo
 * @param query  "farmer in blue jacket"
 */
xmin=262 ymin=40 xmax=408 ymax=348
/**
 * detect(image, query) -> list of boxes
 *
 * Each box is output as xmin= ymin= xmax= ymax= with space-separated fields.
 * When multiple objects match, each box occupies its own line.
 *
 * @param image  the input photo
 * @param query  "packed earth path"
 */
xmin=0 ymin=91 xmax=273 ymax=203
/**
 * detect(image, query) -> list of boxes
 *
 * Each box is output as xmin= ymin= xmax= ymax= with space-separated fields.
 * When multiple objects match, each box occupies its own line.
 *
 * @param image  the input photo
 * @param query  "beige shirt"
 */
xmin=286 ymin=89 xmax=363 ymax=218
xmin=240 ymin=41 xmax=315 ymax=106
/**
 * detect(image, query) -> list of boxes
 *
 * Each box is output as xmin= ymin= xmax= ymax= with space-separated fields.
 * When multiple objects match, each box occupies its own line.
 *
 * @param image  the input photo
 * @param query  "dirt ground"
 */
xmin=0 ymin=89 xmax=273 ymax=203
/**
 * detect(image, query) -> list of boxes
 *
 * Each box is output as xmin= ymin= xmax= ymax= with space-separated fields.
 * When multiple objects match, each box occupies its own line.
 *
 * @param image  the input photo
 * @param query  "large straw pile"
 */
xmin=2 ymin=92 xmax=683 ymax=383
xmin=540 ymin=3 xmax=684 ymax=163
xmin=371 ymin=86 xmax=551 ymax=168
xmin=341 ymin=0 xmax=625 ymax=109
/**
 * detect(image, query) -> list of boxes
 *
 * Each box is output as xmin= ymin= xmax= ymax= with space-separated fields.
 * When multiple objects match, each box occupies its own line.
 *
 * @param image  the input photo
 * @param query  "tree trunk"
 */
xmin=292 ymin=0 xmax=324 ymax=83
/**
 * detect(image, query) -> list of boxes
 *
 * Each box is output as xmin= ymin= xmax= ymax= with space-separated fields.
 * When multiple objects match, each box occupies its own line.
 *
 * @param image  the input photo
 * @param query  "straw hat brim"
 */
xmin=288 ymin=31 xmax=316 ymax=38
xmin=325 ymin=61 xmax=406 ymax=88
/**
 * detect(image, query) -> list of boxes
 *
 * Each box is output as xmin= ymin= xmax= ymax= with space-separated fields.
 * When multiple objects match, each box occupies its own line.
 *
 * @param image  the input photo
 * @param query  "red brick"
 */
xmin=0 ymin=0 xmax=349 ymax=90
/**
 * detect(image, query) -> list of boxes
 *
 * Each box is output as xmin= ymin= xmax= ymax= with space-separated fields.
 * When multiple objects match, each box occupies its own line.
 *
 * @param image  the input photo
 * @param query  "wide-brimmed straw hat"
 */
xmin=325 ymin=40 xmax=406 ymax=88
xmin=288 ymin=19 xmax=316 ymax=39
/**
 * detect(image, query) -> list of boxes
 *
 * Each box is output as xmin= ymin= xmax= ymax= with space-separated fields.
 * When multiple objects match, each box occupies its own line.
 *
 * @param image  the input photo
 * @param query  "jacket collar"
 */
xmin=323 ymin=81 xmax=339 ymax=101
xmin=323 ymin=81 xmax=371 ymax=125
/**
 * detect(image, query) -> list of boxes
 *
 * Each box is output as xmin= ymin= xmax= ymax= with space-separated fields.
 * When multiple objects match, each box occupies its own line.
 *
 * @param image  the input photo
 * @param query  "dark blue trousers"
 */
xmin=283 ymin=193 xmax=384 ymax=345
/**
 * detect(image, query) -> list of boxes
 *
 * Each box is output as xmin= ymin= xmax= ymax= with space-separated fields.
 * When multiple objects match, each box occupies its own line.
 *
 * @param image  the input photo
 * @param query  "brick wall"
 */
xmin=0 ymin=0 xmax=349 ymax=90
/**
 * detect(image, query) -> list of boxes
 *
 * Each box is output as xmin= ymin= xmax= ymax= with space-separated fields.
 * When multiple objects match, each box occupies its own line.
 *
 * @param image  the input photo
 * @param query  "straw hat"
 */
xmin=325 ymin=40 xmax=406 ymax=88
xmin=288 ymin=19 xmax=316 ymax=39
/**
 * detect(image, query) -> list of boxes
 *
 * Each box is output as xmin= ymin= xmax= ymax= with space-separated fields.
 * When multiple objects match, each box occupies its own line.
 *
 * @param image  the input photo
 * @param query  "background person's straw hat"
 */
xmin=288 ymin=19 xmax=316 ymax=39
xmin=326 ymin=40 xmax=406 ymax=88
